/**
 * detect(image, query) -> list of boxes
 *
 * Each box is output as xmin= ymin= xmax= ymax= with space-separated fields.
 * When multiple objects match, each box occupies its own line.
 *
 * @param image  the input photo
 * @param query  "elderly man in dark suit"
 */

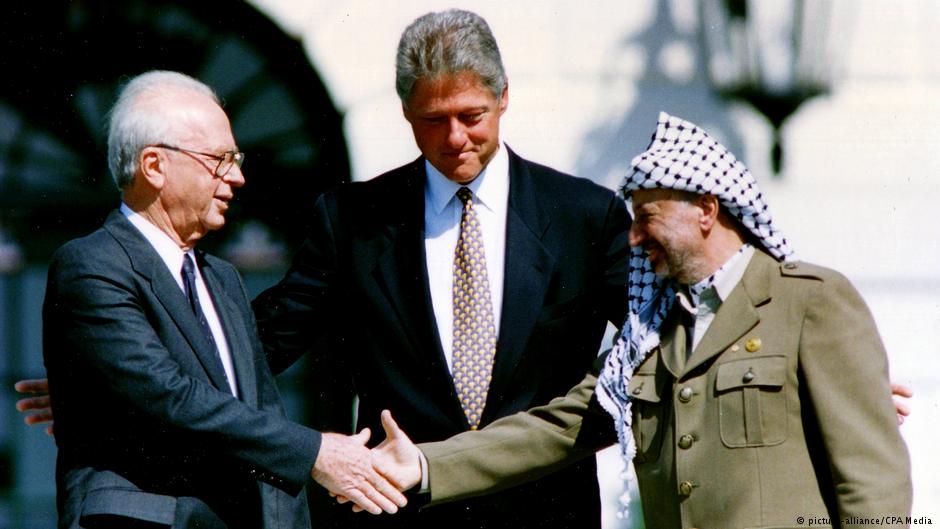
xmin=42 ymin=70 xmax=405 ymax=529
xmin=252 ymin=9 xmax=630 ymax=529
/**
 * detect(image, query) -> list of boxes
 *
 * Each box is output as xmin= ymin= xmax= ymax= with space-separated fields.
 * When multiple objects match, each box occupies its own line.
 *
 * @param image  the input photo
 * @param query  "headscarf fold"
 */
xmin=596 ymin=112 xmax=795 ymax=514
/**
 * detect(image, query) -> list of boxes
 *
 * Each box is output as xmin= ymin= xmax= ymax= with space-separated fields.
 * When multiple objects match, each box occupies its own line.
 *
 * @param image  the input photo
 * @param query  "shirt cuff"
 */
xmin=418 ymin=449 xmax=430 ymax=493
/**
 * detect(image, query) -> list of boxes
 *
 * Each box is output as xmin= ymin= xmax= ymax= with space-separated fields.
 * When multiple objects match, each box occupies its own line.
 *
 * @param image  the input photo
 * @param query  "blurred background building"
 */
xmin=1 ymin=0 xmax=937 ymax=527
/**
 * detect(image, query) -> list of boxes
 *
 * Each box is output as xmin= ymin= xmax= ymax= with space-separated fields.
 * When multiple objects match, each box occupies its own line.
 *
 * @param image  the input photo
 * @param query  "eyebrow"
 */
xmin=420 ymin=105 xmax=489 ymax=116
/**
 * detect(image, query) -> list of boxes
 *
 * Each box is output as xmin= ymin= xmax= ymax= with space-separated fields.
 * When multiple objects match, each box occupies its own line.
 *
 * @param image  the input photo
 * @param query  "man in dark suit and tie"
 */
xmin=42 ymin=70 xmax=405 ymax=528
xmin=252 ymin=9 xmax=631 ymax=529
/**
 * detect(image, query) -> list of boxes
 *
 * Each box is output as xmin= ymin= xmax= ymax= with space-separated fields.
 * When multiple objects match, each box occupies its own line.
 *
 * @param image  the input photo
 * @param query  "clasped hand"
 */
xmin=311 ymin=425 xmax=410 ymax=514
xmin=330 ymin=410 xmax=422 ymax=513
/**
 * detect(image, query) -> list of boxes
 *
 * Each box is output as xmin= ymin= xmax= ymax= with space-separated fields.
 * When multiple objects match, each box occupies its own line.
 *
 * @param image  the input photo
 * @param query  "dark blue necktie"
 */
xmin=181 ymin=254 xmax=218 ymax=352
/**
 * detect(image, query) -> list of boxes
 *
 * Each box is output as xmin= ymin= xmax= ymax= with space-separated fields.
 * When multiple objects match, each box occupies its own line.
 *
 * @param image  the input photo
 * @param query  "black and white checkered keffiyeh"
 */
xmin=596 ymin=111 xmax=795 ymax=514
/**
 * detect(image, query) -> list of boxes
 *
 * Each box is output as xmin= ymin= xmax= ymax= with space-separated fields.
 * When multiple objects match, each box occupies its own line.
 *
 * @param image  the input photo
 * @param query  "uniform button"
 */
xmin=745 ymin=337 xmax=762 ymax=352
xmin=678 ymin=434 xmax=694 ymax=449
xmin=679 ymin=481 xmax=694 ymax=496
xmin=742 ymin=369 xmax=755 ymax=383
xmin=678 ymin=386 xmax=693 ymax=403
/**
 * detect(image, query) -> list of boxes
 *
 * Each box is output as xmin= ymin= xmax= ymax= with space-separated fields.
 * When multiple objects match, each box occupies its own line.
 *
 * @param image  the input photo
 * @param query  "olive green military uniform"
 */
xmin=421 ymin=251 xmax=912 ymax=529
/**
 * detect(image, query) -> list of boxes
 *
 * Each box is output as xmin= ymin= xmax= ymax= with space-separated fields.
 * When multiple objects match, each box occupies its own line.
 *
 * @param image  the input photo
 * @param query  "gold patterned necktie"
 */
xmin=452 ymin=187 xmax=497 ymax=429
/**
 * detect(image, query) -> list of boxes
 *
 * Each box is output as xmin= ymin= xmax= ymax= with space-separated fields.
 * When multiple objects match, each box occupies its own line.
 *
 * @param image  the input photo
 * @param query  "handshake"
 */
xmin=293 ymin=410 xmax=420 ymax=515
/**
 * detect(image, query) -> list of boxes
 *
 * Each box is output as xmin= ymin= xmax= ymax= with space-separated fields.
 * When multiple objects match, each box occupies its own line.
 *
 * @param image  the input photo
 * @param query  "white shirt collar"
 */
xmin=425 ymin=142 xmax=509 ymax=215
xmin=120 ymin=203 xmax=189 ymax=290
xmin=708 ymin=243 xmax=755 ymax=303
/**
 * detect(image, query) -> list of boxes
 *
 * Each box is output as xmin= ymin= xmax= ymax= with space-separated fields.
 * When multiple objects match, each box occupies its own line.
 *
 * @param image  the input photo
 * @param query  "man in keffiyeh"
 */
xmin=591 ymin=112 xmax=911 ymax=526
xmin=363 ymin=112 xmax=913 ymax=528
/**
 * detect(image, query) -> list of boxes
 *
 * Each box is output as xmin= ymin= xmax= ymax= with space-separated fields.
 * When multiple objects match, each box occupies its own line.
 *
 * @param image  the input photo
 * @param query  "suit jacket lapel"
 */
xmin=199 ymin=255 xmax=258 ymax=407
xmin=683 ymin=251 xmax=774 ymax=375
xmin=104 ymin=212 xmax=232 ymax=393
xmin=485 ymin=150 xmax=554 ymax=420
xmin=372 ymin=160 xmax=454 ymax=383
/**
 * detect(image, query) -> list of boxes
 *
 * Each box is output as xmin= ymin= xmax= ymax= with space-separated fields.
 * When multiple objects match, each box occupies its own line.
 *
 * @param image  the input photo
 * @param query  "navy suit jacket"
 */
xmin=254 ymin=148 xmax=630 ymax=529
xmin=44 ymin=211 xmax=319 ymax=529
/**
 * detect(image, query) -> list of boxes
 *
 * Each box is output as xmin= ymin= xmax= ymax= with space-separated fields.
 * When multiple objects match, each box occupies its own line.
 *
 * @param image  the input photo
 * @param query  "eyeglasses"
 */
xmin=152 ymin=143 xmax=245 ymax=177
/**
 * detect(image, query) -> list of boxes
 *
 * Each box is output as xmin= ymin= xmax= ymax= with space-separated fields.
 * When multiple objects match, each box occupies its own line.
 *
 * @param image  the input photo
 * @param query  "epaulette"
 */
xmin=778 ymin=261 xmax=826 ymax=281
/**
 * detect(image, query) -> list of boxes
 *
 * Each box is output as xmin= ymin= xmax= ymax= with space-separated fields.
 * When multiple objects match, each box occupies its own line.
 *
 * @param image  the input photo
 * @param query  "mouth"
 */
xmin=442 ymin=150 xmax=475 ymax=160
xmin=644 ymin=244 xmax=663 ymax=264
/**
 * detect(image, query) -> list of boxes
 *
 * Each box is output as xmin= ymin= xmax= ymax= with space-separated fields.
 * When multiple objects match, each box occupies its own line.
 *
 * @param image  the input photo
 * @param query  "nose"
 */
xmin=628 ymin=221 xmax=646 ymax=248
xmin=224 ymin=164 xmax=245 ymax=188
xmin=446 ymin=118 xmax=467 ymax=149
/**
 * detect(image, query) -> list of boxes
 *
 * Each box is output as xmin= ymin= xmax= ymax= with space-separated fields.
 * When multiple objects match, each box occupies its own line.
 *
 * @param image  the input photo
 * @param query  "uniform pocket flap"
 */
xmin=716 ymin=355 xmax=786 ymax=392
xmin=627 ymin=373 xmax=661 ymax=403
xmin=81 ymin=488 xmax=177 ymax=525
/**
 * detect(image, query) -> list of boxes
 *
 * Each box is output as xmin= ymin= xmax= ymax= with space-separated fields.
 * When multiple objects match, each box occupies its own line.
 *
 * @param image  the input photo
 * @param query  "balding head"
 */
xmin=107 ymin=71 xmax=220 ymax=190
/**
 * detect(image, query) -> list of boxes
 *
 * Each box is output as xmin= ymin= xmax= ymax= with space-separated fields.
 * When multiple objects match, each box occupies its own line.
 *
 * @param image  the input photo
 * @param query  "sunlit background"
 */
xmin=1 ymin=1 xmax=937 ymax=527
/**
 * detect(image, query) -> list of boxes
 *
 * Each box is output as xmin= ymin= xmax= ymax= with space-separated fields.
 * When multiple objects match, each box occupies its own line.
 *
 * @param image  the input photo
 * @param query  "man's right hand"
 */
xmin=311 ymin=427 xmax=408 ymax=515
xmin=335 ymin=410 xmax=422 ymax=513
xmin=372 ymin=410 xmax=421 ymax=491
xmin=14 ymin=378 xmax=53 ymax=435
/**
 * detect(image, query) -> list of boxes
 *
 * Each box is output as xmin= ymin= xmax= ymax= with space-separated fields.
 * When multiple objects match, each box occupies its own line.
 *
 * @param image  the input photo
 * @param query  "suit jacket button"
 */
xmin=678 ymin=481 xmax=694 ymax=496
xmin=678 ymin=386 xmax=693 ymax=403
xmin=678 ymin=434 xmax=694 ymax=449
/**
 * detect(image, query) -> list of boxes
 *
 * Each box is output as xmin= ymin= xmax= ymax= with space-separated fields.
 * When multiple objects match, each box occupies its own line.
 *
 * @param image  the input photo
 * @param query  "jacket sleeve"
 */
xmin=252 ymin=194 xmax=340 ymax=375
xmin=420 ymin=364 xmax=615 ymax=505
xmin=600 ymin=191 xmax=631 ymax=327
xmin=46 ymin=248 xmax=321 ymax=496
xmin=798 ymin=270 xmax=912 ymax=522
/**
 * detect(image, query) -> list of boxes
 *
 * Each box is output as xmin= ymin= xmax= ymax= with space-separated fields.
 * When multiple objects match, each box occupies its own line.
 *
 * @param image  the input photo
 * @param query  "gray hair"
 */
xmin=107 ymin=70 xmax=219 ymax=189
xmin=395 ymin=9 xmax=506 ymax=106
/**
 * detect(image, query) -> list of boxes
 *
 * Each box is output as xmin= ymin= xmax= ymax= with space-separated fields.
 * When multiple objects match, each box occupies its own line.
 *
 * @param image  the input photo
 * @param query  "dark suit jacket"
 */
xmin=44 ymin=211 xmax=320 ymax=529
xmin=254 ymin=148 xmax=630 ymax=529
xmin=421 ymin=251 xmax=912 ymax=528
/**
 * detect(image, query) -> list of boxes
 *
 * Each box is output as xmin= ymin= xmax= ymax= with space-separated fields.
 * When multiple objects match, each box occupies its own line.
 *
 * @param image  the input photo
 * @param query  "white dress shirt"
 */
xmin=120 ymin=203 xmax=239 ymax=397
xmin=424 ymin=143 xmax=509 ymax=372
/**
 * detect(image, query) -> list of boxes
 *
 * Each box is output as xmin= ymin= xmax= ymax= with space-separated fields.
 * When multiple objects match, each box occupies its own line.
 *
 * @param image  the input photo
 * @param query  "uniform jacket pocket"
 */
xmin=628 ymin=370 xmax=668 ymax=462
xmin=716 ymin=355 xmax=788 ymax=447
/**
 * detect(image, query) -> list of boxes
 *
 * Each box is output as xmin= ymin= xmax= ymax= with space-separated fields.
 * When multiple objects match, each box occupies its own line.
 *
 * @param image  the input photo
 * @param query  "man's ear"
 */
xmin=138 ymin=147 xmax=167 ymax=190
xmin=697 ymin=194 xmax=720 ymax=231
xmin=497 ymin=79 xmax=509 ymax=116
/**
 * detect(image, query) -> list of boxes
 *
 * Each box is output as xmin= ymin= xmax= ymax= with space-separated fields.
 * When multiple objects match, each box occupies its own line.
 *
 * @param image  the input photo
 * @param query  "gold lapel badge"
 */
xmin=745 ymin=337 xmax=762 ymax=353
